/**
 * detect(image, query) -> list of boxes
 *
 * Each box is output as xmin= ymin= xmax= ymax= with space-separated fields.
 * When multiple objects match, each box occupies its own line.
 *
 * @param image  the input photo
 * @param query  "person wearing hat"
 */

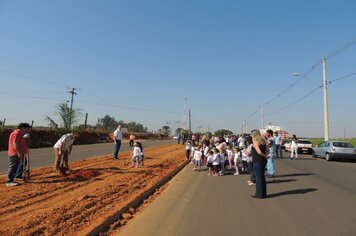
xmin=6 ymin=123 xmax=31 ymax=186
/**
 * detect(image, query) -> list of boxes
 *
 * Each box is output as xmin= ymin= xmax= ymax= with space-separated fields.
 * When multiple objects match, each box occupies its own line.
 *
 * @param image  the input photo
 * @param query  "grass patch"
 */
xmin=309 ymin=138 xmax=356 ymax=147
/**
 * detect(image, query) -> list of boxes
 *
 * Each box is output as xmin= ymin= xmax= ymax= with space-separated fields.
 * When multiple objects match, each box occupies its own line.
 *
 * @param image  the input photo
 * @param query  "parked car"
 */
xmin=312 ymin=141 xmax=356 ymax=162
xmin=284 ymin=139 xmax=313 ymax=154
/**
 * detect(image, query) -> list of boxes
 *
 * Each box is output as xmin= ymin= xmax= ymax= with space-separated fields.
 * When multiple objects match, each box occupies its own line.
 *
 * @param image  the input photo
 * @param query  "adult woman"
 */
xmin=290 ymin=134 xmax=298 ymax=159
xmin=251 ymin=129 xmax=268 ymax=199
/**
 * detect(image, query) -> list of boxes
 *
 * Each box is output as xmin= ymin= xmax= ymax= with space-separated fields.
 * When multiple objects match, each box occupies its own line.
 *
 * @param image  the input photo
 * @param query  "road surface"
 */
xmin=0 ymin=139 xmax=175 ymax=175
xmin=119 ymin=153 xmax=356 ymax=236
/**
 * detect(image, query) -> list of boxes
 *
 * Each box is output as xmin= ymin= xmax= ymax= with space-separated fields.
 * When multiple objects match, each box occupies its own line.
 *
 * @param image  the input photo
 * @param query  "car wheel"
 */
xmin=312 ymin=151 xmax=317 ymax=158
xmin=326 ymin=153 xmax=332 ymax=161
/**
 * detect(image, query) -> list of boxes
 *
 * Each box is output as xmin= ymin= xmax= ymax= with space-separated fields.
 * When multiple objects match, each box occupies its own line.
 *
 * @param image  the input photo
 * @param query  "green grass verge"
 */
xmin=309 ymin=138 xmax=356 ymax=147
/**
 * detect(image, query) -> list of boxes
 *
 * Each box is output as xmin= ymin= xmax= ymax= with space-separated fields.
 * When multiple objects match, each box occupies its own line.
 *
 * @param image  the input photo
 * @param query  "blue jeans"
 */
xmin=113 ymin=139 xmax=121 ymax=159
xmin=7 ymin=156 xmax=20 ymax=183
xmin=253 ymin=160 xmax=267 ymax=198
xmin=267 ymin=155 xmax=275 ymax=176
xmin=15 ymin=159 xmax=23 ymax=178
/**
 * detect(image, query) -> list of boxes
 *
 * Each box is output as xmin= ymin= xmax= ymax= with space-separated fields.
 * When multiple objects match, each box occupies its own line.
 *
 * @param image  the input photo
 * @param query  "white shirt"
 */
xmin=204 ymin=146 xmax=209 ymax=156
xmin=113 ymin=129 xmax=122 ymax=140
xmin=212 ymin=153 xmax=220 ymax=165
xmin=274 ymin=135 xmax=281 ymax=145
xmin=234 ymin=152 xmax=241 ymax=163
xmin=238 ymin=137 xmax=246 ymax=148
xmin=133 ymin=146 xmax=141 ymax=156
xmin=193 ymin=150 xmax=202 ymax=161
xmin=54 ymin=134 xmax=75 ymax=152
xmin=226 ymin=149 xmax=233 ymax=160
xmin=206 ymin=154 xmax=214 ymax=163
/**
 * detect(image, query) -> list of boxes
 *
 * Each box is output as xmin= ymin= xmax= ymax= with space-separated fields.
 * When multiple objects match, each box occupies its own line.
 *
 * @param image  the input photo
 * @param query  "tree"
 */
xmin=214 ymin=129 xmax=233 ymax=137
xmin=44 ymin=116 xmax=59 ymax=129
xmin=160 ymin=126 xmax=171 ymax=135
xmin=45 ymin=102 xmax=80 ymax=130
xmin=98 ymin=115 xmax=118 ymax=131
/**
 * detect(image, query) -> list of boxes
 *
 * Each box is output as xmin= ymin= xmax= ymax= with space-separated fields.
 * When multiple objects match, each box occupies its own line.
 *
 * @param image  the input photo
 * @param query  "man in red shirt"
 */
xmin=6 ymin=123 xmax=31 ymax=186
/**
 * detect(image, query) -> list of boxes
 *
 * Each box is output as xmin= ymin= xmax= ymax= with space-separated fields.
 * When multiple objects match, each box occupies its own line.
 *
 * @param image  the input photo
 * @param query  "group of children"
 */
xmin=186 ymin=137 xmax=254 ymax=180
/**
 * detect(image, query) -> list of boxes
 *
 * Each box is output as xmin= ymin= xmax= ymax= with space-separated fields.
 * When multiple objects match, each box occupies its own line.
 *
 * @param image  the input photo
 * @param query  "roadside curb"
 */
xmin=83 ymin=158 xmax=190 ymax=236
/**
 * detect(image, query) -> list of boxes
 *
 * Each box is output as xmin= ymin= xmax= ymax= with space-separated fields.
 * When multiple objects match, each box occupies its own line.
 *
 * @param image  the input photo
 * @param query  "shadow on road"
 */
xmin=267 ymin=179 xmax=297 ymax=184
xmin=276 ymin=173 xmax=314 ymax=177
xmin=268 ymin=188 xmax=318 ymax=198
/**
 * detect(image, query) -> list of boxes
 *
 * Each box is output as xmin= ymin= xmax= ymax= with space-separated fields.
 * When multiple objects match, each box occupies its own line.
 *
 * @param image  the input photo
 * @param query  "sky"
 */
xmin=0 ymin=0 xmax=356 ymax=138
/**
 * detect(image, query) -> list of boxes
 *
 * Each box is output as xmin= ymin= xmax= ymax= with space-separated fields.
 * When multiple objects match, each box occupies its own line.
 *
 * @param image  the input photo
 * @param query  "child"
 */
xmin=202 ymin=144 xmax=209 ymax=166
xmin=136 ymin=141 xmax=144 ymax=166
xmin=193 ymin=146 xmax=202 ymax=171
xmin=218 ymin=149 xmax=226 ymax=176
xmin=233 ymin=147 xmax=241 ymax=176
xmin=206 ymin=150 xmax=214 ymax=176
xmin=212 ymin=148 xmax=220 ymax=176
xmin=241 ymin=145 xmax=248 ymax=173
xmin=131 ymin=143 xmax=141 ymax=168
xmin=185 ymin=140 xmax=192 ymax=160
xmin=245 ymin=136 xmax=256 ymax=186
xmin=226 ymin=146 xmax=233 ymax=170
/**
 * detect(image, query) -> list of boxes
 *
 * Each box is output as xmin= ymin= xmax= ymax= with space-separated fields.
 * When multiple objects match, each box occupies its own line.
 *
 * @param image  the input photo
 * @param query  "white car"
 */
xmin=284 ymin=139 xmax=313 ymax=154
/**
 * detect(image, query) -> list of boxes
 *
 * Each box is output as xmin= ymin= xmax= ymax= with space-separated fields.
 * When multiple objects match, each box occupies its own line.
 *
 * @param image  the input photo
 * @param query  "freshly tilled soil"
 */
xmin=0 ymin=144 xmax=185 ymax=236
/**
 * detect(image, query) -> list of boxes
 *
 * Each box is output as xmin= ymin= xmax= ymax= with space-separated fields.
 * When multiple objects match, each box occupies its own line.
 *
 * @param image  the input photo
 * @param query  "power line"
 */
xmin=326 ymin=37 xmax=356 ymax=60
xmin=246 ymin=37 xmax=356 ymax=121
xmin=0 ymin=68 xmax=69 ymax=88
xmin=265 ymin=72 xmax=356 ymax=116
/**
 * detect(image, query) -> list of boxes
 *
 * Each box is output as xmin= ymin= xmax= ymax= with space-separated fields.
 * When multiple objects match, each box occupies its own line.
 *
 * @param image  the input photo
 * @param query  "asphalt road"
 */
xmin=0 ymin=139 xmax=175 ymax=175
xmin=119 ymin=152 xmax=356 ymax=236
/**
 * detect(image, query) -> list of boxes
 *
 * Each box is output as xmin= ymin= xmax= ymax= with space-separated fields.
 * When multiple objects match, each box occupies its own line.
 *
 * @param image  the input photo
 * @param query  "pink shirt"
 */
xmin=8 ymin=129 xmax=28 ymax=156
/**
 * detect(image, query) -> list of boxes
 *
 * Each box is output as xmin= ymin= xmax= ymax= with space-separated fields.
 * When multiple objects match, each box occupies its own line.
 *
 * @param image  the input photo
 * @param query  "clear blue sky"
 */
xmin=1 ymin=0 xmax=355 ymax=138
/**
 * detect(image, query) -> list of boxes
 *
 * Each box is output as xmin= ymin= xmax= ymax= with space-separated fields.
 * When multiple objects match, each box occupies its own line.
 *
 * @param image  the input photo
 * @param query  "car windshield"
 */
xmin=332 ymin=142 xmax=354 ymax=148
xmin=298 ymin=140 xmax=311 ymax=144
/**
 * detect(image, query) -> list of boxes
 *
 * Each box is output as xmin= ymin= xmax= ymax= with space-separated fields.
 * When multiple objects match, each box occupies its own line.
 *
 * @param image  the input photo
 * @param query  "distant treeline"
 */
xmin=0 ymin=128 xmax=168 ymax=151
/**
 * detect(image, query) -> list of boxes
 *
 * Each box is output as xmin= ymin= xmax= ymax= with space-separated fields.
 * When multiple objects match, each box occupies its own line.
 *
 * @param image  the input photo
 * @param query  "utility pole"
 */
xmin=189 ymin=109 xmax=191 ymax=132
xmin=84 ymin=113 xmax=88 ymax=128
xmin=322 ymin=58 xmax=330 ymax=141
xmin=183 ymin=97 xmax=189 ymax=130
xmin=68 ymin=88 xmax=79 ymax=110
xmin=68 ymin=87 xmax=79 ymax=129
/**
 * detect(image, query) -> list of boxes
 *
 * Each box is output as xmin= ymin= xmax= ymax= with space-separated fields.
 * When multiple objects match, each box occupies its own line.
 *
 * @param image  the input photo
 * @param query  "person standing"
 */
xmin=113 ymin=125 xmax=123 ymax=160
xmin=245 ymin=136 xmax=256 ymax=186
xmin=6 ymin=123 xmax=31 ymax=186
xmin=274 ymin=131 xmax=282 ymax=158
xmin=266 ymin=129 xmax=276 ymax=178
xmin=251 ymin=129 xmax=268 ymax=199
xmin=53 ymin=131 xmax=79 ymax=174
xmin=185 ymin=140 xmax=192 ymax=160
xmin=238 ymin=133 xmax=246 ymax=149
xmin=131 ymin=142 xmax=142 ymax=168
xmin=129 ymin=134 xmax=135 ymax=147
xmin=290 ymin=134 xmax=298 ymax=159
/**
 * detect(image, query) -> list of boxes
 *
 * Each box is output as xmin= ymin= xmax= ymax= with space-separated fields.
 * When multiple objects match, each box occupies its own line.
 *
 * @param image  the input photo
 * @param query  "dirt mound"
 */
xmin=0 ymin=144 xmax=185 ymax=236
xmin=64 ymin=169 xmax=101 ymax=180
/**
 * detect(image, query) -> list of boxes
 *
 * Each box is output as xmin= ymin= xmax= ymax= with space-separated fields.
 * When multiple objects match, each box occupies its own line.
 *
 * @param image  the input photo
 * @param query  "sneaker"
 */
xmin=234 ymin=173 xmax=239 ymax=176
xmin=6 ymin=182 xmax=19 ymax=187
xmin=248 ymin=182 xmax=256 ymax=186
xmin=247 ymin=180 xmax=252 ymax=183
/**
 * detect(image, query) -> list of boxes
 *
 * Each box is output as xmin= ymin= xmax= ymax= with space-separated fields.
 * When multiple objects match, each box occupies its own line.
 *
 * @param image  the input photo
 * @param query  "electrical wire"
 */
xmin=0 ymin=68 xmax=69 ymax=88
xmin=265 ymin=72 xmax=356 ymax=116
xmin=245 ymin=37 xmax=356 ymax=121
